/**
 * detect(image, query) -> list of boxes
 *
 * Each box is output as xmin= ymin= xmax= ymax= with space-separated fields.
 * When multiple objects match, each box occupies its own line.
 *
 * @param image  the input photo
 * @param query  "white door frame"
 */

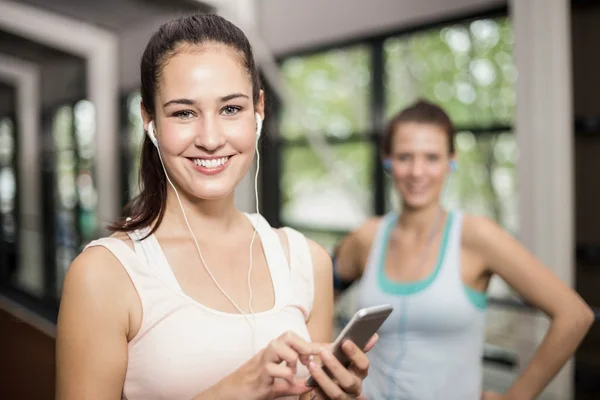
xmin=0 ymin=0 xmax=120 ymax=229
xmin=0 ymin=53 xmax=43 ymax=297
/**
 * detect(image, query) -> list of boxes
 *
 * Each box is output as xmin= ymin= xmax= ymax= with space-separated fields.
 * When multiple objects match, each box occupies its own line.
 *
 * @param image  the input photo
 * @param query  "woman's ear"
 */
xmin=256 ymin=90 xmax=265 ymax=121
xmin=140 ymin=101 xmax=153 ymax=132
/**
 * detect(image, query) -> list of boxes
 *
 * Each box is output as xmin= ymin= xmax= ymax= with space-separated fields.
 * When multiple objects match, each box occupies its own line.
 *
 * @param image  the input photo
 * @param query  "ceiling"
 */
xmin=0 ymin=31 xmax=82 ymax=64
xmin=8 ymin=0 xmax=211 ymax=33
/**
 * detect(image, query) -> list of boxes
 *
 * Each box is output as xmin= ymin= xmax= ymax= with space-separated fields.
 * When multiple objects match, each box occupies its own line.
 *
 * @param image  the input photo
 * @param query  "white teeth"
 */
xmin=193 ymin=156 xmax=229 ymax=168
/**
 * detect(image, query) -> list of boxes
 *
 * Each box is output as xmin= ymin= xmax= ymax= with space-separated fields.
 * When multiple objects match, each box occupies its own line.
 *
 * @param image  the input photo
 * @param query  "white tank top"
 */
xmin=85 ymin=213 xmax=315 ymax=400
xmin=357 ymin=210 xmax=488 ymax=400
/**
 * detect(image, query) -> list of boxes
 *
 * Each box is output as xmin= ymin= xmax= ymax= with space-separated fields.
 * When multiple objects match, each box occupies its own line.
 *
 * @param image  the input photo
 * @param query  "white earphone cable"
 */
xmin=150 ymin=118 xmax=261 ymax=353
xmin=247 ymin=129 xmax=260 ymax=319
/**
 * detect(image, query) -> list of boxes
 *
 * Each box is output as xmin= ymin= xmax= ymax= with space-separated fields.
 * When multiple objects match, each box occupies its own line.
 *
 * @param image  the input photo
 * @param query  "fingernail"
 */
xmin=309 ymin=361 xmax=320 ymax=371
xmin=321 ymin=350 xmax=332 ymax=360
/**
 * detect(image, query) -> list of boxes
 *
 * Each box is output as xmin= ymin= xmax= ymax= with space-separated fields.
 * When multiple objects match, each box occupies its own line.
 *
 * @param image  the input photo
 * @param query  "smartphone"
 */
xmin=305 ymin=304 xmax=393 ymax=387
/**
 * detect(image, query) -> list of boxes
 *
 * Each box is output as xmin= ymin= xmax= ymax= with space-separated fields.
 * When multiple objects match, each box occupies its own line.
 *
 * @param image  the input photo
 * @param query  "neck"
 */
xmin=397 ymin=203 xmax=444 ymax=238
xmin=160 ymin=185 xmax=242 ymax=238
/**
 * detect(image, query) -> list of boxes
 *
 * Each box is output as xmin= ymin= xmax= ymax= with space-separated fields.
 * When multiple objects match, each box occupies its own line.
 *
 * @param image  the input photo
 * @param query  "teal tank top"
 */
xmin=357 ymin=210 xmax=488 ymax=400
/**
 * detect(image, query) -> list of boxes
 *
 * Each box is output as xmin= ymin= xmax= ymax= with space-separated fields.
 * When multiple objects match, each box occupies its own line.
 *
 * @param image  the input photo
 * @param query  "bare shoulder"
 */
xmin=63 ymin=243 xmax=130 ymax=305
xmin=306 ymin=237 xmax=333 ymax=275
xmin=60 ymin=237 xmax=135 ymax=329
xmin=461 ymin=213 xmax=505 ymax=246
xmin=353 ymin=216 xmax=382 ymax=246
xmin=460 ymin=212 xmax=522 ymax=271
xmin=338 ymin=216 xmax=382 ymax=262
xmin=63 ymin=230 xmax=138 ymax=295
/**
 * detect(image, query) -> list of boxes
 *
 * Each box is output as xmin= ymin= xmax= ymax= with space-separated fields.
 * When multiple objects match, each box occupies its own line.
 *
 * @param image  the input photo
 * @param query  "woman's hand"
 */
xmin=217 ymin=331 xmax=323 ymax=400
xmin=308 ymin=334 xmax=379 ymax=399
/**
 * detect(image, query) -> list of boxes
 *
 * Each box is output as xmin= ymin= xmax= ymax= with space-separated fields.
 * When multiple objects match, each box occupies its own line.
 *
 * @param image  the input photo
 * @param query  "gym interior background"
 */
xmin=0 ymin=0 xmax=599 ymax=399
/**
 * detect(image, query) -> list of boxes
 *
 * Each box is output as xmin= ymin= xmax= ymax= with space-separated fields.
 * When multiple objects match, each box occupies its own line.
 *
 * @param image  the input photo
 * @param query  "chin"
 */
xmin=186 ymin=181 xmax=237 ymax=201
xmin=400 ymin=194 xmax=439 ymax=211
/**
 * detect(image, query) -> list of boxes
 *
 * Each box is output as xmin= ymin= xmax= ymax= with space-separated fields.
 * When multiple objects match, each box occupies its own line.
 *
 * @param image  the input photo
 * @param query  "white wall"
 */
xmin=259 ymin=0 xmax=506 ymax=55
xmin=119 ymin=12 xmax=197 ymax=92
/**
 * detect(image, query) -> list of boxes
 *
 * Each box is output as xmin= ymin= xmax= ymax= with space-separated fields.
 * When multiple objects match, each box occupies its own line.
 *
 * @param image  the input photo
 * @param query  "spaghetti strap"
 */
xmin=281 ymin=227 xmax=314 ymax=320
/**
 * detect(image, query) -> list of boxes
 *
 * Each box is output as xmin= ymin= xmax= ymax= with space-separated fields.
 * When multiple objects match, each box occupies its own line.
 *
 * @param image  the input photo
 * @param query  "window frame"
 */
xmin=264 ymin=5 xmax=513 ymax=245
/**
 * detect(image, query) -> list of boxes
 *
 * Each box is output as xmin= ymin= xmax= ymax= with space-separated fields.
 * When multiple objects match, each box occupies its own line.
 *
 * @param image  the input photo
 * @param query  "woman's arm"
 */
xmin=298 ymin=240 xmax=335 ymax=400
xmin=302 ymin=239 xmax=377 ymax=400
xmin=334 ymin=218 xmax=380 ymax=296
xmin=306 ymin=238 xmax=335 ymax=343
xmin=56 ymin=247 xmax=132 ymax=400
xmin=466 ymin=216 xmax=594 ymax=400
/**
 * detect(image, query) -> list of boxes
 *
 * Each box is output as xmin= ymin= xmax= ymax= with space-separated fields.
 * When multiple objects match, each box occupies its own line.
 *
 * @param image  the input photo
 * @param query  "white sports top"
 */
xmin=358 ymin=210 xmax=488 ymax=400
xmin=85 ymin=213 xmax=315 ymax=400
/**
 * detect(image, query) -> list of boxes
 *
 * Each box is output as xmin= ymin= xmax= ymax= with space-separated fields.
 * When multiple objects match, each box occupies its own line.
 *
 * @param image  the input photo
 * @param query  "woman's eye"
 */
xmin=174 ymin=110 xmax=194 ymax=119
xmin=221 ymin=105 xmax=241 ymax=116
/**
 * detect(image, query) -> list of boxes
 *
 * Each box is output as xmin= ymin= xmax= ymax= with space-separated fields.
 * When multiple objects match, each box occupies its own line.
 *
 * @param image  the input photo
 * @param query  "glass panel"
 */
xmin=467 ymin=18 xmax=516 ymax=125
xmin=280 ymin=45 xmax=371 ymax=140
xmin=0 ymin=167 xmax=16 ymax=213
xmin=0 ymin=118 xmax=14 ymax=165
xmin=0 ymin=117 xmax=16 ymax=245
xmin=0 ymin=167 xmax=16 ymax=241
xmin=74 ymin=100 xmax=98 ymax=242
xmin=446 ymin=131 xmax=518 ymax=233
xmin=128 ymin=92 xmax=144 ymax=199
xmin=384 ymin=17 xmax=515 ymax=127
xmin=53 ymin=105 xmax=79 ymax=295
xmin=281 ymin=141 xmax=374 ymax=233
xmin=385 ymin=131 xmax=518 ymax=234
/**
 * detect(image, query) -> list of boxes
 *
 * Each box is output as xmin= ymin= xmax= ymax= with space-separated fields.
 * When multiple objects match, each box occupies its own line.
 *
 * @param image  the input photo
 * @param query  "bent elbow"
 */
xmin=582 ymin=303 xmax=596 ymax=329
xmin=572 ymin=302 xmax=595 ymax=335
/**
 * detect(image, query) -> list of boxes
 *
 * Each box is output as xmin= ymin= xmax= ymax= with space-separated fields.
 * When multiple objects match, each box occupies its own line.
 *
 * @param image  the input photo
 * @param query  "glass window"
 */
xmin=53 ymin=105 xmax=78 ymax=294
xmin=0 ymin=118 xmax=16 ymax=244
xmin=53 ymin=100 xmax=99 ymax=296
xmin=280 ymin=45 xmax=372 ymax=140
xmin=384 ymin=17 xmax=515 ymax=128
xmin=276 ymin=16 xmax=516 ymax=266
xmin=281 ymin=142 xmax=375 ymax=232
xmin=74 ymin=100 xmax=98 ymax=243
xmin=0 ymin=117 xmax=18 ymax=288
xmin=383 ymin=17 xmax=517 ymax=232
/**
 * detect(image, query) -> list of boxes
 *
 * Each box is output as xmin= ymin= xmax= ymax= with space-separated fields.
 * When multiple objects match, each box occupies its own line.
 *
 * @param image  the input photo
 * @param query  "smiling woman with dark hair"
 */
xmin=55 ymin=13 xmax=377 ymax=400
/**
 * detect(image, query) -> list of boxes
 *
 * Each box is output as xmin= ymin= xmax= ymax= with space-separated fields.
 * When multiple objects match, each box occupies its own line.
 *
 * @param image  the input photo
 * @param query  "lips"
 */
xmin=186 ymin=155 xmax=233 ymax=176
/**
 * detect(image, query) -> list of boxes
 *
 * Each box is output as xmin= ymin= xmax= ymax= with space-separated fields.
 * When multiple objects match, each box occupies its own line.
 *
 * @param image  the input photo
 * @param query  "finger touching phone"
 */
xmin=306 ymin=304 xmax=393 ymax=387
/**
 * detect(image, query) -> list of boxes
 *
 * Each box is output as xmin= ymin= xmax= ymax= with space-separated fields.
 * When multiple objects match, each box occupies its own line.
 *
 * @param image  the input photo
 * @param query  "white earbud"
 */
xmin=255 ymin=112 xmax=263 ymax=138
xmin=147 ymin=120 xmax=158 ymax=148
